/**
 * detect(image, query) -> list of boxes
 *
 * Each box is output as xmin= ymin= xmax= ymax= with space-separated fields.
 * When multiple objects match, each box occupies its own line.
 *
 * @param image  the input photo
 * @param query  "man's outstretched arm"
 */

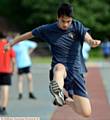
xmin=4 ymin=32 xmax=33 ymax=50
xmin=84 ymin=32 xmax=101 ymax=48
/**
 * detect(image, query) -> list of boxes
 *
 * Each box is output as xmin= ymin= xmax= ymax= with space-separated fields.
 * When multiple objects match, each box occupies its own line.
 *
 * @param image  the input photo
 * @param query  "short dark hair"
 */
xmin=0 ymin=32 xmax=6 ymax=39
xmin=57 ymin=3 xmax=73 ymax=18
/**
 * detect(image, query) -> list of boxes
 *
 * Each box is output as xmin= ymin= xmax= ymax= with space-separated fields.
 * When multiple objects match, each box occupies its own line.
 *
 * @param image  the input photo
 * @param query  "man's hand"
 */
xmin=90 ymin=39 xmax=101 ymax=48
xmin=85 ymin=33 xmax=101 ymax=48
xmin=4 ymin=43 xmax=11 ymax=51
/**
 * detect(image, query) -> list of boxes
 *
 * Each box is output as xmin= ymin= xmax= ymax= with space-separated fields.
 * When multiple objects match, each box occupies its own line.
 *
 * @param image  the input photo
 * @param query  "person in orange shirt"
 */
xmin=0 ymin=32 xmax=16 ymax=116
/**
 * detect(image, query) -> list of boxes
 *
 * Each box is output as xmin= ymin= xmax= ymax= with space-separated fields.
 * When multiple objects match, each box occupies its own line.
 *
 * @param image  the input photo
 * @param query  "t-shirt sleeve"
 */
xmin=76 ymin=21 xmax=90 ymax=41
xmin=32 ymin=25 xmax=48 ymax=41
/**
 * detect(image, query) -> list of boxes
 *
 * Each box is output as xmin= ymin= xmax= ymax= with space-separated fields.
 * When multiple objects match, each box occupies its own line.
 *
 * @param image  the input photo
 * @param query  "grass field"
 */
xmin=32 ymin=56 xmax=51 ymax=63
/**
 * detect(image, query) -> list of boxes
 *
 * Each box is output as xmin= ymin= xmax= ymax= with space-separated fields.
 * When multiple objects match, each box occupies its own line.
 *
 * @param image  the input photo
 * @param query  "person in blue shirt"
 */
xmin=13 ymin=33 xmax=37 ymax=100
xmin=101 ymin=38 xmax=110 ymax=61
xmin=82 ymin=42 xmax=91 ymax=62
xmin=5 ymin=3 xmax=101 ymax=118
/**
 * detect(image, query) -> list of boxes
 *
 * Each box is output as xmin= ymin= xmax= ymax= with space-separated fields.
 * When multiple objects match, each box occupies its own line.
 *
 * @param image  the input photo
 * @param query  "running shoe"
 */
xmin=49 ymin=80 xmax=65 ymax=106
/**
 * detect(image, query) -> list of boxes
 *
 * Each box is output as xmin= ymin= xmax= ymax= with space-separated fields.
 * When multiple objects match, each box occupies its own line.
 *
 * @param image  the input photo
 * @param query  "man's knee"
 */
xmin=82 ymin=109 xmax=92 ymax=118
xmin=54 ymin=63 xmax=65 ymax=72
xmin=73 ymin=95 xmax=92 ymax=118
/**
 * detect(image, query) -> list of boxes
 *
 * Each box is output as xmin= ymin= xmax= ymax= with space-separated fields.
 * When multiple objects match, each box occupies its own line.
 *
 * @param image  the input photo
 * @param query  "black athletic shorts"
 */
xmin=0 ymin=73 xmax=12 ymax=85
xmin=18 ymin=66 xmax=31 ymax=75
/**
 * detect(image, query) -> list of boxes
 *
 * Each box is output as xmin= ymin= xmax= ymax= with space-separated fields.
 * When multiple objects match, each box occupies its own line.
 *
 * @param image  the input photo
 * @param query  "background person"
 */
xmin=101 ymin=38 xmax=110 ymax=61
xmin=82 ymin=41 xmax=91 ymax=62
xmin=0 ymin=32 xmax=16 ymax=115
xmin=13 ymin=33 xmax=37 ymax=100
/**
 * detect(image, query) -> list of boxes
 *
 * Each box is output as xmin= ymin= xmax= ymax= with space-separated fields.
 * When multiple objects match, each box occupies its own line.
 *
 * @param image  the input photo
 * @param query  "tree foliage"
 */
xmin=0 ymin=0 xmax=110 ymax=39
xmin=73 ymin=0 xmax=110 ymax=38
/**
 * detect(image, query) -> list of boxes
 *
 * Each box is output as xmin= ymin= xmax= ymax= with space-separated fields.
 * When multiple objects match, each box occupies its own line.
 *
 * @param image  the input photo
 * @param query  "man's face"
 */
xmin=58 ymin=16 xmax=72 ymax=30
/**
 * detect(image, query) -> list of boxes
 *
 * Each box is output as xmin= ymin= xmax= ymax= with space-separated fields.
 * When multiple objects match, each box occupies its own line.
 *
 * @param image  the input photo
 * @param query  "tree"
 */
xmin=0 ymin=0 xmax=110 ymax=39
xmin=72 ymin=0 xmax=110 ymax=39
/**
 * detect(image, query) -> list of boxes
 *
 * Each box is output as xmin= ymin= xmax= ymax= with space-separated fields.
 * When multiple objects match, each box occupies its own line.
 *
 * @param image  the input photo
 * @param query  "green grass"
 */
xmin=89 ymin=48 xmax=104 ymax=60
xmin=32 ymin=56 xmax=51 ymax=63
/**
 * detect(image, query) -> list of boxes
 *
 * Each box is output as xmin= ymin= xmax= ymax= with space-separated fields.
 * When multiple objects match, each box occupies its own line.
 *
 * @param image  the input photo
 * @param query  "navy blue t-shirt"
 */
xmin=32 ymin=20 xmax=89 ymax=73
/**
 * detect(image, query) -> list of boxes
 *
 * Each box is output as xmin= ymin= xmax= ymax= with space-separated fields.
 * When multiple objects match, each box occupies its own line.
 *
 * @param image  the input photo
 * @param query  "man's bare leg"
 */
xmin=66 ymin=95 xmax=91 ymax=117
xmin=53 ymin=63 xmax=67 ymax=89
xmin=27 ymin=73 xmax=36 ymax=99
xmin=49 ymin=63 xmax=67 ymax=106
xmin=18 ymin=75 xmax=23 ymax=99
